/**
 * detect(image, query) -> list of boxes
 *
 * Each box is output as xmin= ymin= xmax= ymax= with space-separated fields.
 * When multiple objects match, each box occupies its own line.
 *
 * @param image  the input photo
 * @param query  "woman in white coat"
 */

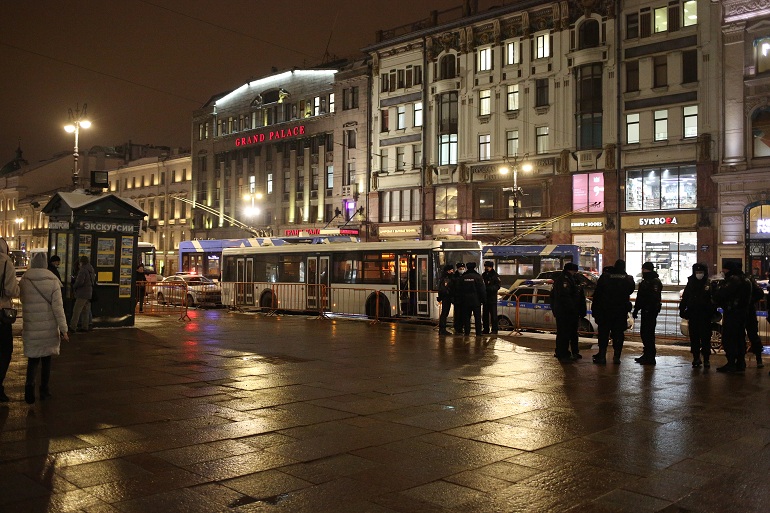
xmin=19 ymin=252 xmax=69 ymax=404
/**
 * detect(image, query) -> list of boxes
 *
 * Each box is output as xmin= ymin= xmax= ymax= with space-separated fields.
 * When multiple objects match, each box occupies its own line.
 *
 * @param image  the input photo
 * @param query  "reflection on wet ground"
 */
xmin=1 ymin=309 xmax=769 ymax=512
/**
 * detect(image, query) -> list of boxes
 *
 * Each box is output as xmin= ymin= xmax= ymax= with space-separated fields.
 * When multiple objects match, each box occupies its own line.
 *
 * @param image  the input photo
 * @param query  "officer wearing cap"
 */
xmin=591 ymin=259 xmax=635 ymax=364
xmin=633 ymin=262 xmax=663 ymax=365
xmin=481 ymin=261 xmax=501 ymax=334
xmin=550 ymin=262 xmax=583 ymax=362
xmin=459 ymin=262 xmax=486 ymax=336
xmin=437 ymin=264 xmax=455 ymax=335
xmin=713 ymin=261 xmax=752 ymax=373
xmin=451 ymin=263 xmax=466 ymax=334
xmin=680 ymin=262 xmax=716 ymax=368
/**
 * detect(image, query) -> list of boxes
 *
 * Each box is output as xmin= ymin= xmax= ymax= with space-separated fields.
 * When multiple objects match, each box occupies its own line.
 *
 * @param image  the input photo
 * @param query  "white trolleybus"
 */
xmin=220 ymin=239 xmax=482 ymax=320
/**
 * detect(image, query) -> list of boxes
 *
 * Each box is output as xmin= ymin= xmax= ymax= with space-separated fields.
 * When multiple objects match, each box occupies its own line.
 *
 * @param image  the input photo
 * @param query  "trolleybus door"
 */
xmin=235 ymin=257 xmax=255 ymax=306
xmin=306 ymin=257 xmax=318 ymax=309
xmin=235 ymin=258 xmax=245 ymax=305
xmin=416 ymin=255 xmax=429 ymax=316
xmin=244 ymin=258 xmax=254 ymax=305
xmin=319 ymin=256 xmax=329 ymax=311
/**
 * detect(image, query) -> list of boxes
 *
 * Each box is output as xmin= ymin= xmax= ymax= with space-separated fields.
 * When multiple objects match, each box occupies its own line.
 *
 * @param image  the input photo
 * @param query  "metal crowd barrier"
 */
xmin=135 ymin=281 xmax=190 ymax=321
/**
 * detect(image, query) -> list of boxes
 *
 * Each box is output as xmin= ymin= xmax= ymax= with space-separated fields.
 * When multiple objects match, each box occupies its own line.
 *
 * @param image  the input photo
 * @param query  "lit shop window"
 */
xmin=626 ymin=166 xmax=696 ymax=211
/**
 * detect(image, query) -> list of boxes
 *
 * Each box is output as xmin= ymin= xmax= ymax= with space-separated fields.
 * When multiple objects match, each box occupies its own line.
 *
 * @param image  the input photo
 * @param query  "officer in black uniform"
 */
xmin=713 ymin=261 xmax=752 ymax=373
xmin=633 ymin=261 xmax=663 ymax=365
xmin=550 ymin=262 xmax=582 ymax=362
xmin=679 ymin=263 xmax=717 ymax=368
xmin=591 ymin=259 xmax=636 ymax=364
xmin=481 ymin=260 xmax=501 ymax=334
xmin=452 ymin=262 xmax=465 ymax=334
xmin=437 ymin=264 xmax=454 ymax=335
xmin=459 ymin=262 xmax=485 ymax=336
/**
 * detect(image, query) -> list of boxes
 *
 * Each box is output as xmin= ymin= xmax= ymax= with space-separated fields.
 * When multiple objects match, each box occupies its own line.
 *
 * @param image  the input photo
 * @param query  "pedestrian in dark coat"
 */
xmin=591 ymin=259 xmax=635 ymax=364
xmin=633 ymin=262 xmax=663 ymax=365
xmin=70 ymin=256 xmax=95 ymax=332
xmin=47 ymin=255 xmax=62 ymax=283
xmin=437 ymin=264 xmax=454 ymax=335
xmin=452 ymin=262 xmax=465 ymax=334
xmin=459 ymin=262 xmax=485 ymax=336
xmin=713 ymin=262 xmax=752 ymax=373
xmin=0 ymin=238 xmax=20 ymax=402
xmin=679 ymin=263 xmax=717 ymax=368
xmin=550 ymin=263 xmax=582 ymax=362
xmin=481 ymin=261 xmax=501 ymax=334
xmin=135 ymin=263 xmax=147 ymax=313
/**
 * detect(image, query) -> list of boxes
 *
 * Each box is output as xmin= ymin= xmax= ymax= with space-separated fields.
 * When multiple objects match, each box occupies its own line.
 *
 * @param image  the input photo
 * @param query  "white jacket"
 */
xmin=0 ymin=238 xmax=19 ymax=308
xmin=20 ymin=268 xmax=67 ymax=358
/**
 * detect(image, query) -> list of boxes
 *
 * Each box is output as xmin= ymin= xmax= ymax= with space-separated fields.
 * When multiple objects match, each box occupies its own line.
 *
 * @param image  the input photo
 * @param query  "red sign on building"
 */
xmin=234 ymin=125 xmax=306 ymax=148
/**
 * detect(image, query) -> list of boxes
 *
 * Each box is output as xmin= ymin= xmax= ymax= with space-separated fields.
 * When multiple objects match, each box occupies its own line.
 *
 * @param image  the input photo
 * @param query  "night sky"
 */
xmin=1 ymin=0 xmax=503 ymax=166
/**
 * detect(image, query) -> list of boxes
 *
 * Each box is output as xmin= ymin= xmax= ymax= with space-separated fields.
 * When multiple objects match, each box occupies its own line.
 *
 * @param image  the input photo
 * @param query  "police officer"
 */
xmin=459 ymin=262 xmax=485 ymax=336
xmin=745 ymin=274 xmax=765 ymax=368
xmin=481 ymin=260 xmax=501 ymax=334
xmin=592 ymin=259 xmax=635 ymax=364
xmin=452 ymin=262 xmax=465 ymax=334
xmin=551 ymin=262 xmax=582 ymax=362
xmin=679 ymin=263 xmax=717 ymax=368
xmin=437 ymin=264 xmax=454 ymax=335
xmin=713 ymin=262 xmax=752 ymax=373
xmin=633 ymin=262 xmax=663 ymax=365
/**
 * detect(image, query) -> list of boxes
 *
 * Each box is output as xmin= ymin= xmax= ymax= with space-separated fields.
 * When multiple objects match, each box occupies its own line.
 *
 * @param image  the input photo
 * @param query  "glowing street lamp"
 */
xmin=499 ymin=153 xmax=533 ymax=239
xmin=64 ymin=104 xmax=91 ymax=189
xmin=242 ymin=192 xmax=263 ymax=219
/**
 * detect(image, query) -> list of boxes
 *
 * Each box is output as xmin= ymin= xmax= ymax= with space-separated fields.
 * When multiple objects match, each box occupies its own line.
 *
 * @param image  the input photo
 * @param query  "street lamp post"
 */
xmin=499 ymin=154 xmax=533 ymax=239
xmin=64 ymin=104 xmax=91 ymax=189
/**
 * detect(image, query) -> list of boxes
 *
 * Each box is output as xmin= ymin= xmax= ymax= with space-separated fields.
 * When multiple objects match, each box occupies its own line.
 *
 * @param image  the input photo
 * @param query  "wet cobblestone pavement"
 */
xmin=1 ymin=309 xmax=770 ymax=512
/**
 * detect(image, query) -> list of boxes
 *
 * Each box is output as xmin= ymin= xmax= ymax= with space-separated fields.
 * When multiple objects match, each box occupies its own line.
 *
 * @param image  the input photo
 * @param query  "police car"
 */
xmin=497 ymin=279 xmax=596 ymax=336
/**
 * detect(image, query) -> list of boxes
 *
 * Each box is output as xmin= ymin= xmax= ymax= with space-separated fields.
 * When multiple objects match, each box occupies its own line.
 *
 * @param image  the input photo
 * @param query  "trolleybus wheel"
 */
xmin=365 ymin=292 xmax=390 ymax=320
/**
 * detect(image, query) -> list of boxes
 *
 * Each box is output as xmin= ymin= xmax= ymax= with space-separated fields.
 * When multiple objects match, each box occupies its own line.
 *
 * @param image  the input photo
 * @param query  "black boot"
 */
xmin=24 ymin=384 xmax=35 ymax=404
xmin=592 ymin=351 xmax=606 ymax=364
xmin=703 ymin=356 xmax=710 ymax=369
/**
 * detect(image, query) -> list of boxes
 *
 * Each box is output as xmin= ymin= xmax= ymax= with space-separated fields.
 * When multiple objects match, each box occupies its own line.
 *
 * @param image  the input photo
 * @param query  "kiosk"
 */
xmin=42 ymin=192 xmax=146 ymax=327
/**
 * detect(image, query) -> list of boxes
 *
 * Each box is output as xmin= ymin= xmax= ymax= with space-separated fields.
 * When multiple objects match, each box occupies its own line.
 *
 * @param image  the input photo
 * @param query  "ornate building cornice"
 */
xmin=723 ymin=0 xmax=770 ymax=23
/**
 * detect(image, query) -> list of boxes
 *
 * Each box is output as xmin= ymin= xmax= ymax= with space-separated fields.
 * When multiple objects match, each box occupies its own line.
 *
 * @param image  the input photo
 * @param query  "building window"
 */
xmin=397 ymin=69 xmax=405 ymax=88
xmin=343 ymin=87 xmax=359 ymax=109
xmin=654 ymin=109 xmax=668 ymax=141
xmin=381 ymin=73 xmax=390 ymax=92
xmin=575 ymin=63 xmax=602 ymax=150
xmin=627 ymin=113 xmax=640 ymax=144
xmin=536 ymin=126 xmax=549 ymax=154
xmin=435 ymin=186 xmax=458 ymax=220
xmin=477 ymin=47 xmax=492 ymax=72
xmin=507 ymin=84 xmax=519 ymax=111
xmin=479 ymin=135 xmax=491 ymax=161
xmin=313 ymin=96 xmax=322 ymax=116
xmin=506 ymin=40 xmax=520 ymax=64
xmin=683 ymin=105 xmax=698 ymax=138
xmin=683 ymin=0 xmax=697 ymax=26
xmin=572 ymin=173 xmax=605 ymax=212
xmin=578 ymin=19 xmax=600 ymax=49
xmin=346 ymin=162 xmax=355 ymax=185
xmin=326 ymin=165 xmax=334 ymax=190
xmin=397 ymin=106 xmax=406 ymax=129
xmin=412 ymin=144 xmax=422 ymax=169
xmin=380 ymin=149 xmax=389 ymax=173
xmin=654 ymin=6 xmax=668 ymax=32
xmin=626 ymin=60 xmax=639 ymax=92
xmin=329 ymin=93 xmax=335 ymax=113
xmin=626 ymin=13 xmax=639 ymax=39
xmin=439 ymin=134 xmax=458 ymax=165
xmin=396 ymin=147 xmax=405 ymax=171
xmin=625 ymin=165 xmax=697 ymax=211
xmin=345 ymin=129 xmax=356 ymax=150
xmin=535 ymin=33 xmax=550 ymax=59
xmin=439 ymin=54 xmax=457 ymax=79
xmin=438 ymin=92 xmax=458 ymax=134
xmin=380 ymin=189 xmax=421 ymax=222
xmin=413 ymin=102 xmax=423 ymax=127
xmin=506 ymin=130 xmax=519 ymax=157
xmin=653 ymin=55 xmax=667 ymax=88
xmin=682 ymin=49 xmax=697 ymax=83
xmin=479 ymin=89 xmax=491 ymax=116
xmin=380 ymin=109 xmax=389 ymax=132
xmin=535 ymin=79 xmax=549 ymax=107
xmin=477 ymin=189 xmax=495 ymax=220
xmin=267 ymin=173 xmax=273 ymax=195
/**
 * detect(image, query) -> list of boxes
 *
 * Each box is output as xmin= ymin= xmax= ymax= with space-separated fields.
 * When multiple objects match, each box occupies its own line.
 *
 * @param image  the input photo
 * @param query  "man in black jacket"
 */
xmin=481 ymin=261 xmax=501 ymax=334
xmin=551 ymin=262 xmax=582 ymax=362
xmin=713 ymin=261 xmax=752 ymax=373
xmin=679 ymin=263 xmax=717 ymax=368
xmin=592 ymin=259 xmax=635 ymax=364
xmin=633 ymin=262 xmax=663 ymax=365
xmin=745 ymin=274 xmax=765 ymax=368
xmin=437 ymin=264 xmax=454 ymax=335
xmin=459 ymin=262 xmax=486 ymax=336
xmin=452 ymin=262 xmax=465 ymax=334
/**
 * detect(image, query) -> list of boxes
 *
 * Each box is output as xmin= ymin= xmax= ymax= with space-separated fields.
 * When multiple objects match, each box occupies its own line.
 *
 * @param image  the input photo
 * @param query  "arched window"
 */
xmin=578 ymin=19 xmax=600 ymax=49
xmin=751 ymin=107 xmax=770 ymax=158
xmin=439 ymin=54 xmax=457 ymax=79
